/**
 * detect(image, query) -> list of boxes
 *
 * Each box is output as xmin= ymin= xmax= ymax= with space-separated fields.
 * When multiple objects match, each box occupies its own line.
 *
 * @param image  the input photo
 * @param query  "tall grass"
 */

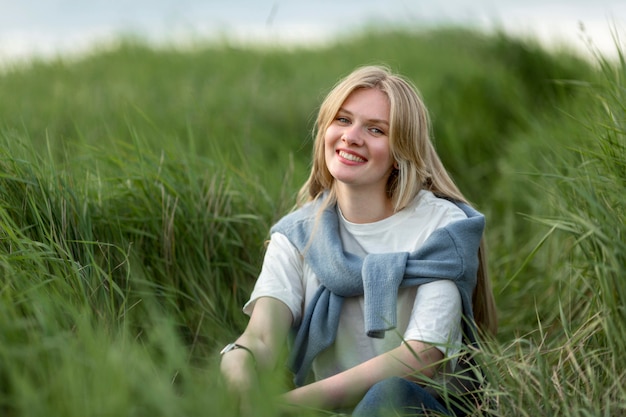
xmin=0 ymin=130 xmax=277 ymax=415
xmin=477 ymin=42 xmax=626 ymax=416
xmin=0 ymin=27 xmax=623 ymax=415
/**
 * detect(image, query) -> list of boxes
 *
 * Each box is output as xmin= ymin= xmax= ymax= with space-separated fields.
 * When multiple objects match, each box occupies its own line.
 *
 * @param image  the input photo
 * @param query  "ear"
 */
xmin=393 ymin=161 xmax=399 ymax=170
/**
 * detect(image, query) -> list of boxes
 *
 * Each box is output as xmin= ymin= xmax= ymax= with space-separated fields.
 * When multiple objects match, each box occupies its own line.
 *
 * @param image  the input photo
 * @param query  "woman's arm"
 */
xmin=280 ymin=280 xmax=462 ymax=412
xmin=220 ymin=296 xmax=293 ymax=393
xmin=280 ymin=339 xmax=443 ymax=411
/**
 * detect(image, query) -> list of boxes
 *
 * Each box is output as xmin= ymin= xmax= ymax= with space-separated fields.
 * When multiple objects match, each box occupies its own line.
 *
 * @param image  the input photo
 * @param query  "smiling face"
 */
xmin=324 ymin=88 xmax=394 ymax=197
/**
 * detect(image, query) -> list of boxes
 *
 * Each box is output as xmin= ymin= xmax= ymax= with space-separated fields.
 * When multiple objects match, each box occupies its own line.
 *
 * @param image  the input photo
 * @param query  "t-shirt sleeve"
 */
xmin=403 ymin=278 xmax=463 ymax=359
xmin=401 ymin=195 xmax=467 ymax=358
xmin=243 ymin=232 xmax=304 ymax=326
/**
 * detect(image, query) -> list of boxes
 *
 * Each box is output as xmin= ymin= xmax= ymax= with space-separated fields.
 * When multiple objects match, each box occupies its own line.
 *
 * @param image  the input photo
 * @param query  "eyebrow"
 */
xmin=337 ymin=108 xmax=390 ymax=127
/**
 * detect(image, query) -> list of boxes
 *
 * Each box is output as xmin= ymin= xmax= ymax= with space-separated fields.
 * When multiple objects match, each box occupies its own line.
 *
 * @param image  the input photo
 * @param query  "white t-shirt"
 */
xmin=244 ymin=190 xmax=466 ymax=382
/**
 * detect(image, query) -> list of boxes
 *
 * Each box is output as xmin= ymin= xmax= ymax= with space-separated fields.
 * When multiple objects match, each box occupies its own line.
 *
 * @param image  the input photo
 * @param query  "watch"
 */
xmin=220 ymin=343 xmax=256 ymax=363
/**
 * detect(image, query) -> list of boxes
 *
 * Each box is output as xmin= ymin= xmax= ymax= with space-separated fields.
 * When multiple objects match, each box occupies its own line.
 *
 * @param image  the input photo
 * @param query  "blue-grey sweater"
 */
xmin=270 ymin=194 xmax=485 ymax=387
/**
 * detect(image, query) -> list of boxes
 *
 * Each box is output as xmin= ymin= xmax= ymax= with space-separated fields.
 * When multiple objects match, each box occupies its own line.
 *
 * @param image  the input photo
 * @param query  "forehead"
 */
xmin=340 ymin=88 xmax=390 ymax=121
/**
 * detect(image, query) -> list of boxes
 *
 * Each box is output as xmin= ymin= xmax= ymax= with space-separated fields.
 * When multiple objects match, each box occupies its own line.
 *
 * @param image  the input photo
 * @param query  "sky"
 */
xmin=0 ymin=0 xmax=624 ymax=63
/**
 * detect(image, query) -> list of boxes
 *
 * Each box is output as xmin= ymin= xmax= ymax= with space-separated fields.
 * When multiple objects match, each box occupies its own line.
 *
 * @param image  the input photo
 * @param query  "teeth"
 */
xmin=339 ymin=151 xmax=365 ymax=162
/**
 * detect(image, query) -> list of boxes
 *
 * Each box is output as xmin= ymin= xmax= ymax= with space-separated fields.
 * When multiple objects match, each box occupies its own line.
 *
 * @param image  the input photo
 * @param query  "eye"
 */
xmin=336 ymin=116 xmax=350 ymax=124
xmin=369 ymin=127 xmax=386 ymax=135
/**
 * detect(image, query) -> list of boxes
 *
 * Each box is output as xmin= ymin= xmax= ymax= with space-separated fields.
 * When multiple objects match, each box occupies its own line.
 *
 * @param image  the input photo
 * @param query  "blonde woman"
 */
xmin=220 ymin=65 xmax=497 ymax=416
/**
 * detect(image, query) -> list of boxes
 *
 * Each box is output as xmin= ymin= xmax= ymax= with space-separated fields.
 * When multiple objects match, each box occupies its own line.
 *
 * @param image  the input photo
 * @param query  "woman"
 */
xmin=220 ymin=65 xmax=497 ymax=416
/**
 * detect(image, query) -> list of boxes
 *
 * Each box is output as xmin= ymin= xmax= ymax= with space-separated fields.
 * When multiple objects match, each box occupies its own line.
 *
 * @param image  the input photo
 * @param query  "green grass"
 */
xmin=0 ymin=27 xmax=624 ymax=416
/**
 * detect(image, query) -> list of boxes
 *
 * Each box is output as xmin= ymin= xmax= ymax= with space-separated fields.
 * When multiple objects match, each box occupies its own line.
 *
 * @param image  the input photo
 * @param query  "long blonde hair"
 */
xmin=298 ymin=65 xmax=497 ymax=336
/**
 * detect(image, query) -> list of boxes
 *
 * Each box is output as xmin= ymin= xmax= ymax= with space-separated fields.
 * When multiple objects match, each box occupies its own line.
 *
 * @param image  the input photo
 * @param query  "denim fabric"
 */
xmin=352 ymin=377 xmax=452 ymax=417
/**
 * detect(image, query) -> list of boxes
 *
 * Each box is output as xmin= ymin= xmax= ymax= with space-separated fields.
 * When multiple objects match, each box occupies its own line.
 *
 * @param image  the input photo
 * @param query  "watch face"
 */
xmin=220 ymin=343 xmax=237 ymax=355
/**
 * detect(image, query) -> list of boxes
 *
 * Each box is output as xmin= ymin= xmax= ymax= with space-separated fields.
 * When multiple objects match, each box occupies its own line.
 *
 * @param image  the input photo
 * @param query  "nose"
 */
xmin=341 ymin=126 xmax=362 ymax=145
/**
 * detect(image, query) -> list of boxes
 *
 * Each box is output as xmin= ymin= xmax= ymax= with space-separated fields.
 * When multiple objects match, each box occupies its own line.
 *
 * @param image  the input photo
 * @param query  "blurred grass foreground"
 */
xmin=0 ymin=28 xmax=624 ymax=416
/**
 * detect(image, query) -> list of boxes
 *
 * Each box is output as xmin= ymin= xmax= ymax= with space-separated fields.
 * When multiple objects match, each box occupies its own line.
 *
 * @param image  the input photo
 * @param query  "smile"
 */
xmin=338 ymin=150 xmax=366 ymax=163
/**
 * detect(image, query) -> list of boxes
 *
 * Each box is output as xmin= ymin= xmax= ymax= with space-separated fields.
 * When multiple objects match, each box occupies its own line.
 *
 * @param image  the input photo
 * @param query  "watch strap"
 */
xmin=220 ymin=343 xmax=256 ymax=363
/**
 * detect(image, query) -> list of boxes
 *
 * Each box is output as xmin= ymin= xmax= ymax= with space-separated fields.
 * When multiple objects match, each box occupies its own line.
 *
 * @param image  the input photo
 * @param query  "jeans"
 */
xmin=352 ymin=377 xmax=452 ymax=417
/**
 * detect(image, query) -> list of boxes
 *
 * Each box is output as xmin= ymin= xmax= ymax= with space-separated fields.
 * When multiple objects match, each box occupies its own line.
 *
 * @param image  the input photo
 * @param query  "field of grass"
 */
xmin=0 ymin=27 xmax=624 ymax=416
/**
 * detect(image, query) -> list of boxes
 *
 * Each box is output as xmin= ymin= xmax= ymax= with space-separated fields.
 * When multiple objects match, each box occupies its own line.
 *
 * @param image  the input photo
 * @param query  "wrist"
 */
xmin=220 ymin=347 xmax=257 ymax=394
xmin=220 ymin=342 xmax=257 ymax=364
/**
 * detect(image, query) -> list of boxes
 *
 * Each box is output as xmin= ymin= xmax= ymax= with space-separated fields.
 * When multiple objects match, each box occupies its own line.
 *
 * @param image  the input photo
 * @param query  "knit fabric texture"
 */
xmin=270 ymin=194 xmax=485 ymax=387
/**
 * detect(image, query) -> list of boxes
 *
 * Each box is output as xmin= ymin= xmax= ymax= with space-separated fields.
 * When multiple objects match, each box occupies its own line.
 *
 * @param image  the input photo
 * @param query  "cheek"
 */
xmin=373 ymin=141 xmax=393 ymax=163
xmin=323 ymin=132 xmax=331 ymax=148
xmin=324 ymin=125 xmax=337 ymax=144
xmin=323 ymin=129 xmax=336 ymax=154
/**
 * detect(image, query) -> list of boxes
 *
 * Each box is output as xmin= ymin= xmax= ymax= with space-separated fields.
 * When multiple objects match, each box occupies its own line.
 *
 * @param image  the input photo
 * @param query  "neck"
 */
xmin=335 ymin=185 xmax=394 ymax=224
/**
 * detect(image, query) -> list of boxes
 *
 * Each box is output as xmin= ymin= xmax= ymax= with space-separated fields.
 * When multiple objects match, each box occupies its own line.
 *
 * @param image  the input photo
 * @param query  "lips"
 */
xmin=338 ymin=150 xmax=366 ymax=163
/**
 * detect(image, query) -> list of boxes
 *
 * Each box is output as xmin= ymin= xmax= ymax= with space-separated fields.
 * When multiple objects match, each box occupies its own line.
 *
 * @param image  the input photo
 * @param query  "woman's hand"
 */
xmin=219 ymin=297 xmax=293 ymax=415
xmin=278 ymin=340 xmax=443 ymax=412
xmin=220 ymin=347 xmax=257 ymax=416
xmin=220 ymin=347 xmax=257 ymax=394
